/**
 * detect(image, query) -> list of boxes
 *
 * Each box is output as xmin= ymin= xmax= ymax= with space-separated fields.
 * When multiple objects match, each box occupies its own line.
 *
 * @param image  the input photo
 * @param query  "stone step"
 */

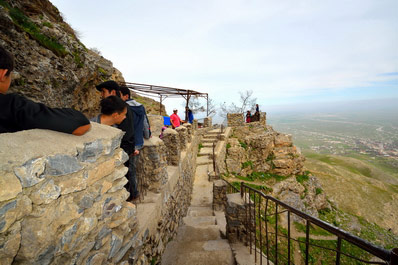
xmin=231 ymin=242 xmax=272 ymax=265
xmin=198 ymin=147 xmax=213 ymax=157
xmin=183 ymin=215 xmax=216 ymax=227
xmin=202 ymin=138 xmax=218 ymax=143
xmin=214 ymin=210 xmax=227 ymax=238
xmin=161 ymin=239 xmax=234 ymax=265
xmin=175 ymin=225 xmax=222 ymax=242
xmin=203 ymin=134 xmax=218 ymax=139
xmin=187 ymin=206 xmax=214 ymax=217
xmin=202 ymin=142 xmax=215 ymax=147
xmin=196 ymin=156 xmax=213 ymax=166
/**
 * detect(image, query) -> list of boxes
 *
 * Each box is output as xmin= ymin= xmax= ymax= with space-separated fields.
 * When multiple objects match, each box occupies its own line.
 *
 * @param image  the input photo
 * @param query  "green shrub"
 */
xmin=296 ymin=173 xmax=309 ymax=184
xmin=239 ymin=140 xmax=247 ymax=149
xmin=42 ymin=21 xmax=53 ymax=28
xmin=315 ymin=188 xmax=323 ymax=195
xmin=73 ymin=50 xmax=84 ymax=68
xmin=226 ymin=143 xmax=231 ymax=149
xmin=241 ymin=160 xmax=253 ymax=169
xmin=8 ymin=7 xmax=67 ymax=57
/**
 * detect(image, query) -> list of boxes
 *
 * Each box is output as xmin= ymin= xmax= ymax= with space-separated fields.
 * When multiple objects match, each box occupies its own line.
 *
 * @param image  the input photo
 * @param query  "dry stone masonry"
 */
xmin=0 ymin=123 xmax=137 ymax=265
xmin=161 ymin=128 xmax=181 ymax=166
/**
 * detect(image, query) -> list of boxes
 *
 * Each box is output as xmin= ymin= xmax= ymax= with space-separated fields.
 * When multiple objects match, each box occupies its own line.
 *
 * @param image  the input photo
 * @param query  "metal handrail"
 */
xmin=237 ymin=182 xmax=397 ymax=265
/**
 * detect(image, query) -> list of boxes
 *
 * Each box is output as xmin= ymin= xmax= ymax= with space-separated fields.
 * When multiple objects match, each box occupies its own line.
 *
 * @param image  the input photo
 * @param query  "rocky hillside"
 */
xmin=0 ymin=0 xmax=165 ymax=117
xmin=224 ymin=123 xmax=330 ymax=219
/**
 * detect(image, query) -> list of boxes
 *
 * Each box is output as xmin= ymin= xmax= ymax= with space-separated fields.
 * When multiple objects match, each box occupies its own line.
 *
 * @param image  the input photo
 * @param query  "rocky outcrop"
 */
xmin=0 ymin=0 xmax=164 ymax=118
xmin=272 ymin=176 xmax=330 ymax=219
xmin=224 ymin=116 xmax=330 ymax=219
xmin=226 ymin=124 xmax=305 ymax=177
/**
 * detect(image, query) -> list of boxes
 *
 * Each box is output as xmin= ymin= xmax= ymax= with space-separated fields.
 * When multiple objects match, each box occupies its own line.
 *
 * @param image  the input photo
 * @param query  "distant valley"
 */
xmin=268 ymin=102 xmax=398 ymax=245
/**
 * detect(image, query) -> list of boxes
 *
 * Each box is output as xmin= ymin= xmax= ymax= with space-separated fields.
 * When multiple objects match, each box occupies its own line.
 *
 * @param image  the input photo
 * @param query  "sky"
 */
xmin=51 ymin=0 xmax=398 ymax=119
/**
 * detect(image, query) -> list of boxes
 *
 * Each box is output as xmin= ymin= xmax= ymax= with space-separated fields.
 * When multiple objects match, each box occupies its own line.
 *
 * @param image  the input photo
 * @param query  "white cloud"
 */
xmin=52 ymin=0 xmax=398 ymax=112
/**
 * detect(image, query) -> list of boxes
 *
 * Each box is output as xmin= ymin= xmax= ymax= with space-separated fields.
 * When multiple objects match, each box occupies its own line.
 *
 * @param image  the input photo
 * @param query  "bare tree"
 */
xmin=181 ymin=96 xmax=217 ymax=117
xmin=219 ymin=90 xmax=257 ymax=117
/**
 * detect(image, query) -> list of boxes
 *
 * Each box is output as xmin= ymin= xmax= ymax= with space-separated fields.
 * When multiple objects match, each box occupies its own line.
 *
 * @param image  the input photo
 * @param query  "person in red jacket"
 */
xmin=0 ymin=45 xmax=90 ymax=135
xmin=170 ymin=108 xmax=182 ymax=129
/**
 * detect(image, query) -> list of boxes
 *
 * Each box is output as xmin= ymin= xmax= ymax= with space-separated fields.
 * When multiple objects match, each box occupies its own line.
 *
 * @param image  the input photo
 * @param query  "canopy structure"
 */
xmin=120 ymin=82 xmax=208 ymax=120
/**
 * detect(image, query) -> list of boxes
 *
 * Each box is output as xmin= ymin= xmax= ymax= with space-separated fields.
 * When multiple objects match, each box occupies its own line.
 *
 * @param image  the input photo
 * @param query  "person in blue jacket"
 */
xmin=187 ymin=107 xmax=194 ymax=124
xmin=120 ymin=86 xmax=151 ymax=202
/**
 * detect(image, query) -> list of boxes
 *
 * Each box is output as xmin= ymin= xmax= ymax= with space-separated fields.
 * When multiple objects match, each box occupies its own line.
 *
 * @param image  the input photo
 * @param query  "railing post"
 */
xmin=240 ymin=182 xmax=244 ymax=198
xmin=249 ymin=189 xmax=252 ymax=254
xmin=212 ymin=142 xmax=216 ymax=173
xmin=288 ymin=211 xmax=291 ymax=265
xmin=305 ymin=220 xmax=310 ymax=265
xmin=259 ymin=195 xmax=263 ymax=265
xmin=265 ymin=198 xmax=270 ymax=265
xmin=336 ymin=237 xmax=342 ymax=265
xmin=391 ymin=248 xmax=398 ymax=265
xmin=275 ymin=203 xmax=278 ymax=265
xmin=254 ymin=192 xmax=257 ymax=263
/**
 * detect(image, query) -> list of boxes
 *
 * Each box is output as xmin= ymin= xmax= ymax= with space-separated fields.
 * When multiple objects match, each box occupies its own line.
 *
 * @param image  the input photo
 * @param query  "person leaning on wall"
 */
xmin=90 ymin=96 xmax=128 ymax=126
xmin=95 ymin=80 xmax=139 ymax=202
xmin=0 ymin=45 xmax=91 ymax=135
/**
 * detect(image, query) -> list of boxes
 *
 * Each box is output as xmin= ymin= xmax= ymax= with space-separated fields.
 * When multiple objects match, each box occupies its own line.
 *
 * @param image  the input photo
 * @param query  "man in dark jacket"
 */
xmin=0 ymin=45 xmax=90 ymax=135
xmin=119 ymin=86 xmax=151 ymax=202
xmin=96 ymin=81 xmax=139 ymax=201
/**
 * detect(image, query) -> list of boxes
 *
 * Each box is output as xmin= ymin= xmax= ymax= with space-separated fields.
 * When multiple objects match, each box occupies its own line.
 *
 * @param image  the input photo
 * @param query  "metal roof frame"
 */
xmin=120 ymin=82 xmax=209 ymax=118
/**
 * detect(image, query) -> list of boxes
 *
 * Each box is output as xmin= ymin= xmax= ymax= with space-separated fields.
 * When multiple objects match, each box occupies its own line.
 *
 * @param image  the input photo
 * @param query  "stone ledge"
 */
xmin=0 ymin=122 xmax=123 ymax=171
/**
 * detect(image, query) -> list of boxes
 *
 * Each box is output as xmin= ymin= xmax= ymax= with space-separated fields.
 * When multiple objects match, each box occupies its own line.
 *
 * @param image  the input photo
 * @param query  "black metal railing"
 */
xmin=234 ymin=182 xmax=397 ymax=265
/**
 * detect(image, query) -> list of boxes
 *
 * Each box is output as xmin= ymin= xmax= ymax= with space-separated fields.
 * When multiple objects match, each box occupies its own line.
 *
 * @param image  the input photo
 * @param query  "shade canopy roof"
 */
xmin=120 ymin=82 xmax=209 ymax=117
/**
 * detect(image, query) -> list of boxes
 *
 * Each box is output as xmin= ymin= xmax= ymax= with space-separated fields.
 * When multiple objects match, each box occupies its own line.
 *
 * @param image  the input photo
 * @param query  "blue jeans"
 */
xmin=124 ymin=154 xmax=139 ymax=199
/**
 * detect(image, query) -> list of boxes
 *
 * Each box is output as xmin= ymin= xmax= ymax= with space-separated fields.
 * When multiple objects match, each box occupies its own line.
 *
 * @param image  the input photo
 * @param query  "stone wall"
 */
xmin=147 ymin=115 xmax=164 ymax=139
xmin=227 ymin=112 xmax=266 ymax=127
xmin=213 ymin=180 xmax=227 ymax=211
xmin=0 ymin=123 xmax=137 ymax=265
xmin=225 ymin=124 xmax=305 ymax=177
xmin=204 ymin=117 xmax=212 ymax=128
xmin=131 ymin=128 xmax=201 ymax=264
xmin=0 ymin=121 xmax=202 ymax=265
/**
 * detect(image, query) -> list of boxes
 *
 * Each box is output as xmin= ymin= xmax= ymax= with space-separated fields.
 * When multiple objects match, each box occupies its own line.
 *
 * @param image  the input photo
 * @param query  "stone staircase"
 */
xmin=161 ymin=129 xmax=235 ymax=265
xmin=161 ymin=128 xmax=267 ymax=265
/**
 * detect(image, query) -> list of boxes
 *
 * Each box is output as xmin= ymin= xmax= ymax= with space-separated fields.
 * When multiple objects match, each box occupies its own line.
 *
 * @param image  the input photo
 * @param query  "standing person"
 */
xmin=170 ymin=108 xmax=182 ymax=129
xmin=0 ymin=45 xmax=90 ymax=135
xmin=96 ymin=81 xmax=139 ymax=201
xmin=90 ymin=96 xmax=128 ymax=126
xmin=188 ymin=108 xmax=194 ymax=124
xmin=254 ymin=104 xmax=260 ymax=122
xmin=119 ymin=86 xmax=151 ymax=201
xmin=246 ymin=110 xmax=251 ymax=123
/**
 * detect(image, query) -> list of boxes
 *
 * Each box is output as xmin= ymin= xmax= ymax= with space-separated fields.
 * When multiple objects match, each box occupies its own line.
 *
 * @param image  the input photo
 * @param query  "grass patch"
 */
xmin=241 ymin=160 xmax=253 ymax=169
xmin=315 ymin=188 xmax=323 ymax=195
xmin=298 ymin=238 xmax=372 ymax=264
xmin=231 ymin=181 xmax=272 ymax=194
xmin=42 ymin=21 xmax=53 ymax=28
xmin=239 ymin=140 xmax=248 ymax=150
xmin=7 ymin=7 xmax=67 ymax=57
xmin=226 ymin=143 xmax=231 ymax=149
xmin=294 ymin=222 xmax=333 ymax=236
xmin=73 ymin=50 xmax=84 ymax=68
xmin=296 ymin=171 xmax=310 ymax=184
xmin=198 ymin=143 xmax=203 ymax=153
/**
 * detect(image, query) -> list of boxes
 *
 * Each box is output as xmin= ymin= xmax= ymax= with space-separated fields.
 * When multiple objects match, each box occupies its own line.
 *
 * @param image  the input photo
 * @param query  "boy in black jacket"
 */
xmin=96 ymin=80 xmax=139 ymax=201
xmin=0 ymin=45 xmax=90 ymax=135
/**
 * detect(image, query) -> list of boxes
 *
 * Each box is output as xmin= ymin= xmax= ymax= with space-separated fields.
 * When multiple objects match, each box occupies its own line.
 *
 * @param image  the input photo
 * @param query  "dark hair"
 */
xmin=119 ymin=86 xmax=131 ymax=99
xmin=0 ymin=46 xmax=14 ymax=76
xmin=100 ymin=96 xmax=127 ymax=115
